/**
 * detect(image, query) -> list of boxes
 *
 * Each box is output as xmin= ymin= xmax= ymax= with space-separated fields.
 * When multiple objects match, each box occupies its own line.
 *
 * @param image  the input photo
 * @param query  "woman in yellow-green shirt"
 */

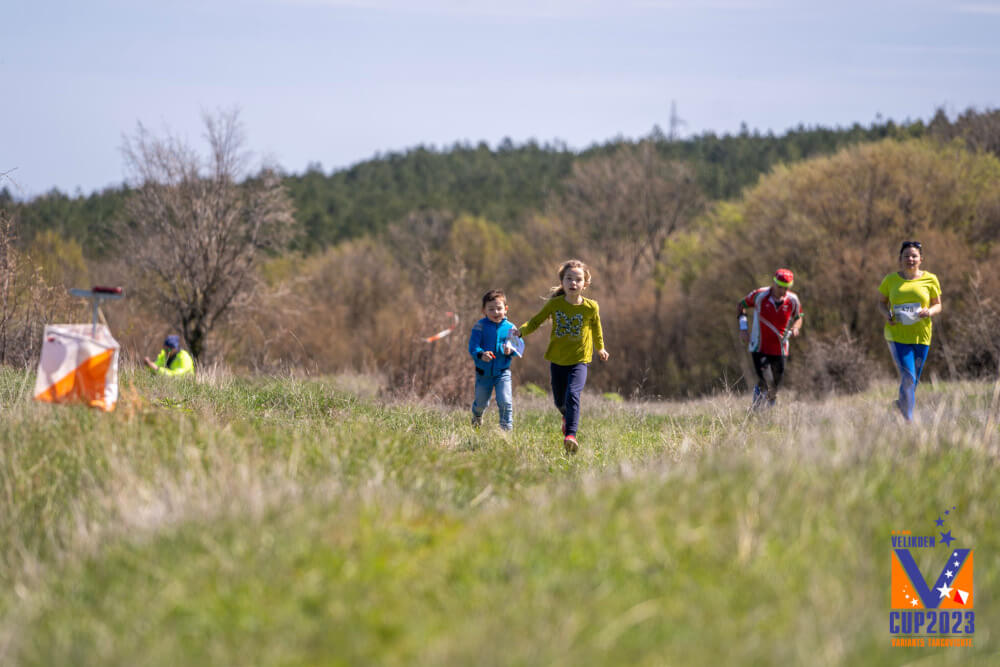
xmin=515 ymin=260 xmax=609 ymax=454
xmin=877 ymin=241 xmax=942 ymax=421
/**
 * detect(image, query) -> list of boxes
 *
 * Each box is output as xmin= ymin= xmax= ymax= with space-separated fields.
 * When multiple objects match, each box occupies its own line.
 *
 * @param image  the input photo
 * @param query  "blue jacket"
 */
xmin=468 ymin=317 xmax=515 ymax=377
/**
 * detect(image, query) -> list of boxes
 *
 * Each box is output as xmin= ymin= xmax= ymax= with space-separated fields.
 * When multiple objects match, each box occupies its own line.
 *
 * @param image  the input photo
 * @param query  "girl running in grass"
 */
xmin=514 ymin=259 xmax=609 ymax=454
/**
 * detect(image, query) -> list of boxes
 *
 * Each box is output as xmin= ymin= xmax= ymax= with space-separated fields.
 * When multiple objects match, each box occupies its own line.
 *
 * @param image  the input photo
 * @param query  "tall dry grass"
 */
xmin=1 ymin=369 xmax=999 ymax=664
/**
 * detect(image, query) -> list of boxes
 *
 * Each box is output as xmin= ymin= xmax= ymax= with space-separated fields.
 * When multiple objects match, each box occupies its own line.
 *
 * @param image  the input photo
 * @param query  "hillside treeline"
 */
xmin=3 ymin=109 xmax=1000 ymax=399
xmin=6 ymin=116 xmax=923 ymax=257
xmin=223 ymin=138 xmax=1000 ymax=400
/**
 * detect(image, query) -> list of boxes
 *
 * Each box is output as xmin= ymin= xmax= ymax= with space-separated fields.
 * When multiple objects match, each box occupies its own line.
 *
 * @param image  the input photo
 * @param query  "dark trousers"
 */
xmin=550 ymin=362 xmax=588 ymax=436
xmin=751 ymin=352 xmax=786 ymax=399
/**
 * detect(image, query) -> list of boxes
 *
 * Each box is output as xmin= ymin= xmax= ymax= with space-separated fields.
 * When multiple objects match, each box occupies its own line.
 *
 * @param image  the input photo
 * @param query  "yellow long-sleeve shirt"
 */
xmin=519 ymin=296 xmax=605 ymax=365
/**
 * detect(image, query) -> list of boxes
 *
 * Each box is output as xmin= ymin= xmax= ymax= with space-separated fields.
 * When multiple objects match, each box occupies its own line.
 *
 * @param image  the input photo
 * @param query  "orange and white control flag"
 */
xmin=423 ymin=311 xmax=460 ymax=343
xmin=34 ymin=324 xmax=120 ymax=412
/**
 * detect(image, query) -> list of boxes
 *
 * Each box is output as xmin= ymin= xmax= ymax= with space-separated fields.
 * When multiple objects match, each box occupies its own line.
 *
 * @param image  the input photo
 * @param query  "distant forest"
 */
xmin=4 ymin=116 xmax=933 ymax=257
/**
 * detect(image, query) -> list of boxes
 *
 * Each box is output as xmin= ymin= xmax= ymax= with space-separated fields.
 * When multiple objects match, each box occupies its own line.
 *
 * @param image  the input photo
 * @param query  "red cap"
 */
xmin=773 ymin=268 xmax=794 ymax=287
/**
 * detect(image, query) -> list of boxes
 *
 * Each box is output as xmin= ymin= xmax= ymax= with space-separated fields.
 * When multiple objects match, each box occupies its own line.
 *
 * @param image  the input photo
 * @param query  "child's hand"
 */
xmin=481 ymin=351 xmax=495 ymax=361
xmin=597 ymin=349 xmax=609 ymax=362
xmin=509 ymin=326 xmax=521 ymax=337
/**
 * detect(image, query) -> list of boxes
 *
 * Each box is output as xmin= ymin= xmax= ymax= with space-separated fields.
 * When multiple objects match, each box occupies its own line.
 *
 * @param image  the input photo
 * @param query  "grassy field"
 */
xmin=1 ymin=367 xmax=999 ymax=666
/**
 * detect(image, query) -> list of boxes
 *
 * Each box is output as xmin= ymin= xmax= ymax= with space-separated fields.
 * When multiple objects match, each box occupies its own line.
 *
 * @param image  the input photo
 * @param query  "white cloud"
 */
xmin=876 ymin=44 xmax=1000 ymax=56
xmin=955 ymin=2 xmax=1000 ymax=14
xmin=271 ymin=0 xmax=774 ymax=17
xmin=275 ymin=0 xmax=601 ymax=14
xmin=635 ymin=0 xmax=783 ymax=8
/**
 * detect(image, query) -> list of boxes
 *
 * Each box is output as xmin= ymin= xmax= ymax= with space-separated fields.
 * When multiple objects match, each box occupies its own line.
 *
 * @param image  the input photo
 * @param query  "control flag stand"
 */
xmin=33 ymin=286 xmax=125 ymax=412
xmin=69 ymin=286 xmax=124 ymax=336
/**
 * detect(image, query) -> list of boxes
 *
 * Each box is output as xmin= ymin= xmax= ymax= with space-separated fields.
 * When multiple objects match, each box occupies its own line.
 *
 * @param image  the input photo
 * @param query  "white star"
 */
xmin=953 ymin=552 xmax=959 ymax=557
xmin=905 ymin=594 xmax=911 ymax=599
xmin=945 ymin=570 xmax=954 ymax=579
xmin=954 ymin=561 xmax=960 ymax=567
xmin=937 ymin=583 xmax=954 ymax=599
xmin=911 ymin=599 xmax=919 ymax=607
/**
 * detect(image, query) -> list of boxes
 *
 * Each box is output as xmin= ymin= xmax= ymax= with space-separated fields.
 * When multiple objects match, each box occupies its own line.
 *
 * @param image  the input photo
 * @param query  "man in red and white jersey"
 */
xmin=736 ymin=268 xmax=804 ymax=409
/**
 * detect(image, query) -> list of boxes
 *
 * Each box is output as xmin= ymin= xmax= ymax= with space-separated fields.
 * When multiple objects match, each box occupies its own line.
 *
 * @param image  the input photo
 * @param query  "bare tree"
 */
xmin=121 ymin=110 xmax=295 ymax=360
xmin=546 ymin=143 xmax=706 ymax=395
xmin=0 ymin=188 xmax=77 ymax=367
xmin=0 ymin=204 xmax=21 ymax=364
xmin=552 ymin=141 xmax=705 ymax=283
xmin=0 ymin=169 xmax=25 ymax=364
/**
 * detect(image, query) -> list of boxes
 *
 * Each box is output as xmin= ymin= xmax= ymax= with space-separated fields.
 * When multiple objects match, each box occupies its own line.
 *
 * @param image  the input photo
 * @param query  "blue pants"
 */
xmin=472 ymin=369 xmax=513 ymax=430
xmin=551 ymin=362 xmax=588 ymax=436
xmin=887 ymin=342 xmax=930 ymax=421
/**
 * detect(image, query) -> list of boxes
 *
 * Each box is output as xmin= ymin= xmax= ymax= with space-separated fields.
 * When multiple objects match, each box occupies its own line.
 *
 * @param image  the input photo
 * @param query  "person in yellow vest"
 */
xmin=143 ymin=335 xmax=194 ymax=376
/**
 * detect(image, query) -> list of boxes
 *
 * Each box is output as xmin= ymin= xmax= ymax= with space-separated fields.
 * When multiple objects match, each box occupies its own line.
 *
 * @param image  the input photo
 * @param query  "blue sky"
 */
xmin=3 ymin=0 xmax=999 ymax=198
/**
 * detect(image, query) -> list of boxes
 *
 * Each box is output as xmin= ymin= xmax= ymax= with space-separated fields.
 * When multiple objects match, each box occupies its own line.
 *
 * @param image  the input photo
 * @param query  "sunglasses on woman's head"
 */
xmin=901 ymin=241 xmax=922 ymax=250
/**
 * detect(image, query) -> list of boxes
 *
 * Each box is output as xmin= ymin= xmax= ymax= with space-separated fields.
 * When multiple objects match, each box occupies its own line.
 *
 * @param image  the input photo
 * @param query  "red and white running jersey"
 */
xmin=742 ymin=287 xmax=802 ymax=356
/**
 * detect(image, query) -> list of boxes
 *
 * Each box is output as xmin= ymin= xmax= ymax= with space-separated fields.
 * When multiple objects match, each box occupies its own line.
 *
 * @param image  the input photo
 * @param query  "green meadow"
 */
xmin=1 ymin=368 xmax=999 ymax=666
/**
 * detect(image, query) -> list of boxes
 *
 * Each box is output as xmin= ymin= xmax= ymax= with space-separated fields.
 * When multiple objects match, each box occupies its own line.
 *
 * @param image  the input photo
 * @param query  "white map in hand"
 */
xmin=502 ymin=336 xmax=525 ymax=358
xmin=893 ymin=303 xmax=922 ymax=325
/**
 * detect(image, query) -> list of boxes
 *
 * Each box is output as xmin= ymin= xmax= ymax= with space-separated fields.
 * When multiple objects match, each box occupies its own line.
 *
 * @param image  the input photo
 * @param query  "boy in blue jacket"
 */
xmin=468 ymin=289 xmax=520 ymax=430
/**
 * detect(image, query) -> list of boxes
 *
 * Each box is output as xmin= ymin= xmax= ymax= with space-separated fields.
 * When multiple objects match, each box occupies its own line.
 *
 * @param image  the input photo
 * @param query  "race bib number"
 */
xmin=893 ymin=303 xmax=922 ymax=325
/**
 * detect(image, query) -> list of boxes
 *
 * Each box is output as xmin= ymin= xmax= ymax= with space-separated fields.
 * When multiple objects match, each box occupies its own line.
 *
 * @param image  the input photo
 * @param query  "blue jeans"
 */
xmin=472 ymin=369 xmax=513 ymax=430
xmin=551 ymin=362 xmax=588 ymax=436
xmin=887 ymin=341 xmax=930 ymax=421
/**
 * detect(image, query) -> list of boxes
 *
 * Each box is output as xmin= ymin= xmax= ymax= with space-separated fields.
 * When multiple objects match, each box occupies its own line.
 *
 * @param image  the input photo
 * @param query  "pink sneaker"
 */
xmin=563 ymin=434 xmax=578 ymax=454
